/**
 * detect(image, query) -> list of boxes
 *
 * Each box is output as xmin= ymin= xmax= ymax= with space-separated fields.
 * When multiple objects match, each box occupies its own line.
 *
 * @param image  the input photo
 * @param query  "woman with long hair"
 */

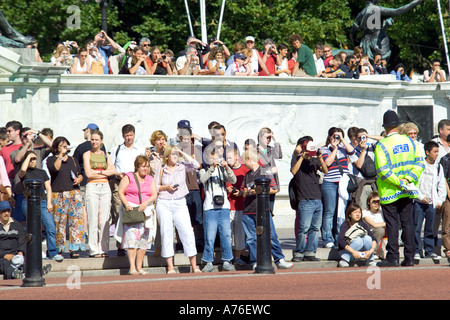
xmin=83 ymin=130 xmax=117 ymax=258
xmin=46 ymin=136 xmax=85 ymax=258
xmin=320 ymin=127 xmax=356 ymax=248
xmin=154 ymin=145 xmax=200 ymax=274
xmin=337 ymin=203 xmax=377 ymax=267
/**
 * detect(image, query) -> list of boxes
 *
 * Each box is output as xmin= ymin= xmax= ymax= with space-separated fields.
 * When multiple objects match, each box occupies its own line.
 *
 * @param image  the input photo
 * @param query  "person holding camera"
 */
xmin=199 ymin=147 xmax=237 ymax=272
xmin=291 ymin=137 xmax=328 ymax=262
xmin=176 ymin=46 xmax=200 ymax=75
xmin=147 ymin=45 xmax=175 ymax=75
xmin=119 ymin=46 xmax=151 ymax=75
xmin=258 ymin=38 xmax=282 ymax=76
xmin=154 ymin=146 xmax=200 ymax=274
xmin=339 ymin=55 xmax=360 ymax=79
xmin=320 ymin=127 xmax=356 ymax=248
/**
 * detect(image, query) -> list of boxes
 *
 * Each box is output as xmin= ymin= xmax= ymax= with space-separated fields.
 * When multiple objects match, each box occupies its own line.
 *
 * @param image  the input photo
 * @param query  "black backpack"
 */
xmin=288 ymin=177 xmax=297 ymax=210
xmin=359 ymin=153 xmax=377 ymax=179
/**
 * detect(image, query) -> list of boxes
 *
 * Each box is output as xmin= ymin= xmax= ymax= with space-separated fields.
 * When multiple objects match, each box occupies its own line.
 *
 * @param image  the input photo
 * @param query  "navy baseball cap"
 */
xmin=0 ymin=201 xmax=12 ymax=212
xmin=177 ymin=120 xmax=192 ymax=129
xmin=234 ymin=53 xmax=246 ymax=60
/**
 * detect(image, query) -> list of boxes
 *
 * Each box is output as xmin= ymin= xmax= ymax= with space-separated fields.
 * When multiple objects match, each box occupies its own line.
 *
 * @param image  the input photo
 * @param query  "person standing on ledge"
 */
xmin=374 ymin=110 xmax=424 ymax=267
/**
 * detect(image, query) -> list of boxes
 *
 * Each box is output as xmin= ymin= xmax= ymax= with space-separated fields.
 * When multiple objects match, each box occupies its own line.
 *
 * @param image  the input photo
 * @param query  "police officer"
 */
xmin=374 ymin=110 xmax=425 ymax=267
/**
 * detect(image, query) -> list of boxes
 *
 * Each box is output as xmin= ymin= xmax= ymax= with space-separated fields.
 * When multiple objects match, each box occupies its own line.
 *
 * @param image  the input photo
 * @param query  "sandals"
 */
xmin=128 ymin=269 xmax=149 ymax=275
xmin=167 ymin=269 xmax=176 ymax=274
xmin=192 ymin=267 xmax=202 ymax=274
xmin=70 ymin=251 xmax=80 ymax=259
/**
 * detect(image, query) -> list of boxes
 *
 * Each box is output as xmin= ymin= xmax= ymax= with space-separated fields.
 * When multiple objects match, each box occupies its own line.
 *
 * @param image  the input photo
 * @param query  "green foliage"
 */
xmin=0 ymin=0 xmax=448 ymax=72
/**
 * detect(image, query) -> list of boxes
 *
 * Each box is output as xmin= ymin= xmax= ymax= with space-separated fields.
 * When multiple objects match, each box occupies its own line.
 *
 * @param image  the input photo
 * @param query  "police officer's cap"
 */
xmin=382 ymin=110 xmax=400 ymax=127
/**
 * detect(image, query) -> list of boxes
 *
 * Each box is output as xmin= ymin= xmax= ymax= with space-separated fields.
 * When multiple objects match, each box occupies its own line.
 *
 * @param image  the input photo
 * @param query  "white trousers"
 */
xmin=156 ymin=198 xmax=197 ymax=258
xmin=86 ymin=182 xmax=111 ymax=255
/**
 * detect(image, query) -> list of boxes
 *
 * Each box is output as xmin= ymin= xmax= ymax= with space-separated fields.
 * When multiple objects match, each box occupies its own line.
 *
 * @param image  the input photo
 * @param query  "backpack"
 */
xmin=288 ymin=177 xmax=297 ymax=210
xmin=359 ymin=153 xmax=377 ymax=179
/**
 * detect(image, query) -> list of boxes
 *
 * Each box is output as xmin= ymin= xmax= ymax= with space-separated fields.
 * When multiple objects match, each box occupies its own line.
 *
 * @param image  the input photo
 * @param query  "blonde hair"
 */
xmin=257 ymin=127 xmax=272 ymax=142
xmin=162 ymin=145 xmax=177 ymax=165
xmin=243 ymin=149 xmax=259 ymax=163
xmin=150 ymin=130 xmax=167 ymax=146
xmin=401 ymin=122 xmax=419 ymax=135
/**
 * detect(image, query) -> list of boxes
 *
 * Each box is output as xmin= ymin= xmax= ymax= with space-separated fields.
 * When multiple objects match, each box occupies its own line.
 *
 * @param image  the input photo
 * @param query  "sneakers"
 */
xmin=12 ymin=268 xmax=24 ymax=279
xmin=303 ymin=256 xmax=320 ymax=262
xmin=222 ymin=261 xmax=235 ymax=271
xmin=42 ymin=263 xmax=52 ymax=276
xmin=12 ymin=264 xmax=52 ymax=279
xmin=338 ymin=260 xmax=350 ymax=268
xmin=414 ymin=253 xmax=421 ymax=261
xmin=426 ymin=253 xmax=442 ymax=261
xmin=202 ymin=262 xmax=214 ymax=273
xmin=233 ymin=257 xmax=247 ymax=266
xmin=49 ymin=254 xmax=64 ymax=262
xmin=324 ymin=242 xmax=335 ymax=248
xmin=276 ymin=259 xmax=293 ymax=269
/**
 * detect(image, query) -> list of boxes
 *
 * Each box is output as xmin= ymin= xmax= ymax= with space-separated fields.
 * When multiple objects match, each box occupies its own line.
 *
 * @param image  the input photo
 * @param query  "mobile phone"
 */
xmin=173 ymin=184 xmax=179 ymax=188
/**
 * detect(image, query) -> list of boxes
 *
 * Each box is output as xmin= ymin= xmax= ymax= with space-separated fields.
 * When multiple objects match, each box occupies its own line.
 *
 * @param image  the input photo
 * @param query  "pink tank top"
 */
xmin=124 ymin=172 xmax=153 ymax=204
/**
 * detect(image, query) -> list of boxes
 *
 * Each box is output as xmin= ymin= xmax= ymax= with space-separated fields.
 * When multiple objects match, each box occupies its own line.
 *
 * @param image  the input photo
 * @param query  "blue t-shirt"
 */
xmin=97 ymin=46 xmax=112 ymax=74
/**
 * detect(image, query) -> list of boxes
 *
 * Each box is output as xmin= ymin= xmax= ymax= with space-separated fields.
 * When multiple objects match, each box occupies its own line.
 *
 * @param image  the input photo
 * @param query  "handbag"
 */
xmin=344 ymin=222 xmax=367 ymax=245
xmin=335 ymin=152 xmax=359 ymax=194
xmin=122 ymin=173 xmax=146 ymax=225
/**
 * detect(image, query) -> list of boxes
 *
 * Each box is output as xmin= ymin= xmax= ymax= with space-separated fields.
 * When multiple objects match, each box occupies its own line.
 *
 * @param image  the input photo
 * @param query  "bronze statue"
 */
xmin=350 ymin=0 xmax=422 ymax=61
xmin=0 ymin=9 xmax=35 ymax=47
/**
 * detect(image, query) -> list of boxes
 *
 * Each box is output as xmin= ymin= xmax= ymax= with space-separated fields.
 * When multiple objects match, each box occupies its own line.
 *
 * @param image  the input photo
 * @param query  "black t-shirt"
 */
xmin=240 ymin=167 xmax=277 ymax=215
xmin=46 ymin=156 xmax=81 ymax=192
xmin=292 ymin=156 xmax=322 ymax=201
xmin=20 ymin=167 xmax=49 ymax=195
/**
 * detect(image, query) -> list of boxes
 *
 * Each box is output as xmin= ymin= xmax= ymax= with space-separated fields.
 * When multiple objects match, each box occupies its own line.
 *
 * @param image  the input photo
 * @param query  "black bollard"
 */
xmin=22 ymin=179 xmax=46 ymax=287
xmin=253 ymin=177 xmax=275 ymax=274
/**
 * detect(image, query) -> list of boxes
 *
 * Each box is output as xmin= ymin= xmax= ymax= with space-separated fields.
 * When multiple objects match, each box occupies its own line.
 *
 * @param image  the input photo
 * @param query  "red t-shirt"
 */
xmin=227 ymin=164 xmax=249 ymax=211
xmin=0 ymin=143 xmax=21 ymax=179
xmin=258 ymin=52 xmax=278 ymax=76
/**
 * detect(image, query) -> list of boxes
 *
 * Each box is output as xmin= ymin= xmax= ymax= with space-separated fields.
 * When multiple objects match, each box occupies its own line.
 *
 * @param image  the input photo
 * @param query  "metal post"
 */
xmin=22 ymin=179 xmax=45 ymax=287
xmin=199 ymin=0 xmax=207 ymax=44
xmin=217 ymin=0 xmax=226 ymax=40
xmin=184 ymin=0 xmax=195 ymax=37
xmin=100 ymin=0 xmax=108 ymax=34
xmin=437 ymin=0 xmax=450 ymax=76
xmin=254 ymin=178 xmax=275 ymax=274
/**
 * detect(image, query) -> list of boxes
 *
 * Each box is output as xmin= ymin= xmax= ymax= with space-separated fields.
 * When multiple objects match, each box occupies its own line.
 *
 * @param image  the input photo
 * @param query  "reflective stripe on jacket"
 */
xmin=374 ymin=132 xmax=424 ymax=204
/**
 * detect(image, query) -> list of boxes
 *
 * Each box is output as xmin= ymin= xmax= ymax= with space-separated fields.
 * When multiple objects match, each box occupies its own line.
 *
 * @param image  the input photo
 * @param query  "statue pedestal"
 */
xmin=8 ymin=48 xmax=37 ymax=64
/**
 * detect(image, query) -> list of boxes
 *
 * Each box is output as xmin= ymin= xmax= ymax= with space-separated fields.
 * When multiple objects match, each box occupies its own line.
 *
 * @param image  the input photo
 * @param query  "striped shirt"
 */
xmin=321 ymin=144 xmax=356 ymax=183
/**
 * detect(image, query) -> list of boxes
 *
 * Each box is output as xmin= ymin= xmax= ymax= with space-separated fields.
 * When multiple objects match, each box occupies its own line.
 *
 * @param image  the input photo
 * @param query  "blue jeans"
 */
xmin=413 ymin=202 xmax=435 ymax=256
xmin=295 ymin=199 xmax=323 ymax=256
xmin=202 ymin=209 xmax=233 ymax=263
xmin=340 ymin=235 xmax=374 ymax=262
xmin=22 ymin=199 xmax=58 ymax=258
xmin=241 ymin=213 xmax=285 ymax=265
xmin=321 ymin=180 xmax=339 ymax=244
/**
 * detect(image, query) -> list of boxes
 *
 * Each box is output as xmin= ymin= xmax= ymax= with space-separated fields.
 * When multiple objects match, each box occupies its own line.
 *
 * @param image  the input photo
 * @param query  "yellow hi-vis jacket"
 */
xmin=374 ymin=132 xmax=425 ymax=205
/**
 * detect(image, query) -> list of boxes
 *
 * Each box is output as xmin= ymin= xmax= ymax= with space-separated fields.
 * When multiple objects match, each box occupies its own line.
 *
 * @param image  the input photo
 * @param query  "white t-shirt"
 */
xmin=362 ymin=208 xmax=384 ymax=230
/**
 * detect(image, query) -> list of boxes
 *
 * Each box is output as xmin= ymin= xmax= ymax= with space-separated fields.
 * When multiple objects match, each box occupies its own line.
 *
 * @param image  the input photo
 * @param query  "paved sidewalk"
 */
xmin=40 ymin=226 xmax=448 ymax=278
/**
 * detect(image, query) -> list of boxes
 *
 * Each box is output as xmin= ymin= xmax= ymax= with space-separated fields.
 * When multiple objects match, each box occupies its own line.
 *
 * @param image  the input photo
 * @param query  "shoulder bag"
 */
xmin=122 ymin=173 xmax=146 ymax=225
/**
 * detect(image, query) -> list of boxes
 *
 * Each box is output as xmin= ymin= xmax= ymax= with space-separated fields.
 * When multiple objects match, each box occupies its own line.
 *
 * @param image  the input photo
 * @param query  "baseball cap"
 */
xmin=177 ymin=120 xmax=192 ymax=129
xmin=0 ymin=201 xmax=12 ymax=212
xmin=302 ymin=140 xmax=317 ymax=157
xmin=234 ymin=52 xmax=246 ymax=60
xmin=245 ymin=36 xmax=255 ymax=42
xmin=82 ymin=123 xmax=99 ymax=131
